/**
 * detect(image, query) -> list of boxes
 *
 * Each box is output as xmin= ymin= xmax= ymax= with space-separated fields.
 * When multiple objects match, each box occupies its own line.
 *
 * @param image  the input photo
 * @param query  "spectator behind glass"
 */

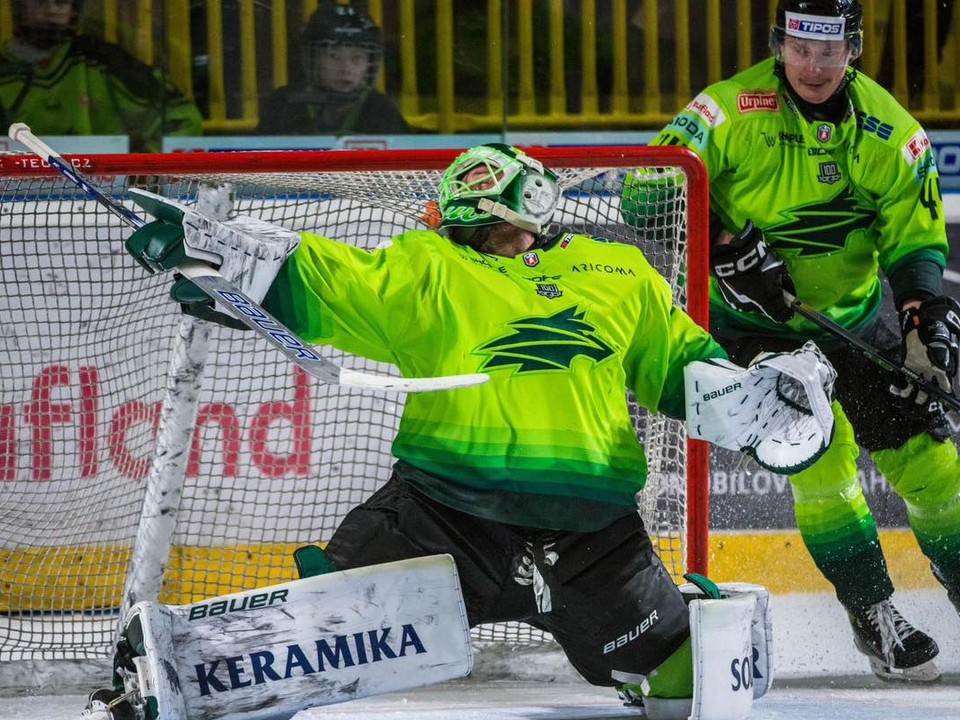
xmin=256 ymin=1 xmax=410 ymax=136
xmin=0 ymin=0 xmax=203 ymax=153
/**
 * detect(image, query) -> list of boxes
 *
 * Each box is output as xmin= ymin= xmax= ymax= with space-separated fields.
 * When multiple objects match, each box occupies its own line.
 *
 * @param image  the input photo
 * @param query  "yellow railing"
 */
xmin=1 ymin=0 xmax=958 ymax=134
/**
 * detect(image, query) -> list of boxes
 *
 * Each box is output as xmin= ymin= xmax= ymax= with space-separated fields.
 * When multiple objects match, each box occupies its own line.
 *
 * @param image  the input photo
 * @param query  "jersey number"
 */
xmin=920 ymin=176 xmax=942 ymax=222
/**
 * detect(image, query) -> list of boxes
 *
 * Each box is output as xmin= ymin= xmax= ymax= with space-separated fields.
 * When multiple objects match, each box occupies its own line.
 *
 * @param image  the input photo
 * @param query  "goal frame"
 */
xmin=0 ymin=144 xmax=711 ymax=589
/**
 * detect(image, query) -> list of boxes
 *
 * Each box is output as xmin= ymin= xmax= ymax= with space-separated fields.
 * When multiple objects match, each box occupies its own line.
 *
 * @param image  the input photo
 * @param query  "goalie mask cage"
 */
xmin=0 ymin=146 xmax=708 ymax=663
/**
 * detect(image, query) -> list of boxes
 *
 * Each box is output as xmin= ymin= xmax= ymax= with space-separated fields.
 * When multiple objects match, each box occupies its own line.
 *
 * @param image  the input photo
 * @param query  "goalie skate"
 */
xmin=79 ymin=689 xmax=138 ymax=720
xmin=848 ymin=599 xmax=941 ymax=683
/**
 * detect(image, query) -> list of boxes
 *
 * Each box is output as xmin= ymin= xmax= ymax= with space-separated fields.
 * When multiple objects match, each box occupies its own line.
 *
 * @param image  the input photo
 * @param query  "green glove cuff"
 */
xmin=170 ymin=274 xmax=209 ymax=305
xmin=293 ymin=545 xmax=337 ymax=578
xmin=170 ymin=275 xmax=250 ymax=330
xmin=125 ymin=220 xmax=188 ymax=274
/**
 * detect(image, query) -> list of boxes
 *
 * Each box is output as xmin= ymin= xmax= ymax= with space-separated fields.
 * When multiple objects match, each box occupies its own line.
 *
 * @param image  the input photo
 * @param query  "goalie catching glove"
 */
xmin=684 ymin=341 xmax=836 ymax=474
xmin=124 ymin=188 xmax=301 ymax=327
xmin=710 ymin=221 xmax=796 ymax=322
xmin=892 ymin=296 xmax=960 ymax=406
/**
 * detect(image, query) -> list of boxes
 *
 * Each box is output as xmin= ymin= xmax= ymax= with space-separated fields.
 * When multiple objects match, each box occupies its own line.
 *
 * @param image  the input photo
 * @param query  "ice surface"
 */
xmin=2 ymin=590 xmax=957 ymax=719
xmin=4 ymin=680 xmax=960 ymax=720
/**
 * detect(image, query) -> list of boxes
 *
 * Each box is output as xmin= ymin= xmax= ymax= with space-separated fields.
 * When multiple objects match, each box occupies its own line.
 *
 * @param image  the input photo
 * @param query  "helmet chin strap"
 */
xmin=476 ymin=198 xmax=541 ymax=234
xmin=445 ymin=222 xmax=545 ymax=252
xmin=775 ymin=61 xmax=854 ymax=124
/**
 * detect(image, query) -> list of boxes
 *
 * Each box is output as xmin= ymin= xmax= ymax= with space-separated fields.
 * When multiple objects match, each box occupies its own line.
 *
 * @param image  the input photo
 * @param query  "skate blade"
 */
xmin=867 ymin=656 xmax=942 ymax=683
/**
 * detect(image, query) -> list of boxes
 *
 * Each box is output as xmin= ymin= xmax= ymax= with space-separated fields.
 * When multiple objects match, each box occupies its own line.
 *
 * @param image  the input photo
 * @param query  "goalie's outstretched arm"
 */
xmin=8 ymin=123 xmax=488 ymax=393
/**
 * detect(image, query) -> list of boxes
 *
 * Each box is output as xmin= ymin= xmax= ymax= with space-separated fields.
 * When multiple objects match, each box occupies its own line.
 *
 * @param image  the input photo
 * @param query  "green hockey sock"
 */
xmin=645 ymin=637 xmax=693 ymax=698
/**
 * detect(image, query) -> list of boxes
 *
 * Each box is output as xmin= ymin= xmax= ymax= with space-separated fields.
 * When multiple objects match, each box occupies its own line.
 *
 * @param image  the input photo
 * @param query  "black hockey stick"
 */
xmin=8 ymin=122 xmax=488 ymax=392
xmin=787 ymin=294 xmax=960 ymax=412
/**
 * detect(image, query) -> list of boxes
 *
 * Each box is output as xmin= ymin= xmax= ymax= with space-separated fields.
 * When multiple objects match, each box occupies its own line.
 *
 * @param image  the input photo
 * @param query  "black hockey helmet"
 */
xmin=301 ymin=1 xmax=383 ymax=95
xmin=771 ymin=0 xmax=863 ymax=62
xmin=13 ymin=0 xmax=83 ymax=49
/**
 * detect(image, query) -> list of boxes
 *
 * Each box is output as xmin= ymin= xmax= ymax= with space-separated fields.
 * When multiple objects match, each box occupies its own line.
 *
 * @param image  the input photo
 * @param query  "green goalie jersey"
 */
xmin=264 ymin=229 xmax=724 ymax=531
xmin=630 ymin=57 xmax=948 ymax=340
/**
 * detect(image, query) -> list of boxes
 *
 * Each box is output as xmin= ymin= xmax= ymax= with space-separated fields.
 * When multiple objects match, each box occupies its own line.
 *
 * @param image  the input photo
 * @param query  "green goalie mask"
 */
xmin=437 ymin=144 xmax=560 ymax=238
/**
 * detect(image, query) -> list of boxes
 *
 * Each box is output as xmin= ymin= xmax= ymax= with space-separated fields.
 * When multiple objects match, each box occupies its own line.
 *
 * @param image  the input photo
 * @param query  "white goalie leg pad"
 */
xmin=644 ymin=582 xmax=772 ymax=720
xmin=687 ymin=590 xmax=756 ymax=720
xmin=714 ymin=583 xmax=774 ymax=699
xmin=118 ymin=554 xmax=473 ymax=720
xmin=684 ymin=340 xmax=837 ymax=474
xmin=128 ymin=187 xmax=301 ymax=302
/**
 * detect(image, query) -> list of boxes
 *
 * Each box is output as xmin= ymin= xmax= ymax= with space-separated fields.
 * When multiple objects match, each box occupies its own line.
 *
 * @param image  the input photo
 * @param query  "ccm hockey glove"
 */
xmin=892 ymin=296 xmax=960 ymax=405
xmin=710 ymin=222 xmax=796 ymax=322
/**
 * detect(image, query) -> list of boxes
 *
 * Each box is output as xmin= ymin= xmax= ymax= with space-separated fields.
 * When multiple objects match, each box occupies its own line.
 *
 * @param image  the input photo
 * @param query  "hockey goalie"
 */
xmin=76 ymin=142 xmax=838 ymax=720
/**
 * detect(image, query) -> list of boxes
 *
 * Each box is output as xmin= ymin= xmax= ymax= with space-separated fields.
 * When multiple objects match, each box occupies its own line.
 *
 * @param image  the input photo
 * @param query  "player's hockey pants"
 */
xmin=324 ymin=472 xmax=691 ymax=686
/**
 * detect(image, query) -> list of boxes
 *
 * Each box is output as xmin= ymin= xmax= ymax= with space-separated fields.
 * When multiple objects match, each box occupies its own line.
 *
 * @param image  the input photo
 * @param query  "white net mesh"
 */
xmin=0 ymin=147 xmax=707 ymax=660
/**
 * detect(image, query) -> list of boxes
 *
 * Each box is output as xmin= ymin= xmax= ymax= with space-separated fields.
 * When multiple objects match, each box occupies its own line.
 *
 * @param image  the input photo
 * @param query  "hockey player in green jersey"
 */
xmin=625 ymin=0 xmax=960 ymax=683
xmin=0 ymin=0 xmax=202 ymax=152
xmin=101 ymin=142 xmax=836 ymax=719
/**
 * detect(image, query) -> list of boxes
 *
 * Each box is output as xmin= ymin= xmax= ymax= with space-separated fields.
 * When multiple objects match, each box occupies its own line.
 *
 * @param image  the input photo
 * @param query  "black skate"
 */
xmin=616 ymin=683 xmax=645 ymax=708
xmin=931 ymin=563 xmax=960 ymax=615
xmin=848 ymin=599 xmax=941 ymax=683
xmin=80 ymin=689 xmax=138 ymax=720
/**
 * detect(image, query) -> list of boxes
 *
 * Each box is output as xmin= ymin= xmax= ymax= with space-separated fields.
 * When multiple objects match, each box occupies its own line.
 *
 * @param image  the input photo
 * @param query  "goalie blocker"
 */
xmin=87 ymin=555 xmax=472 ymax=720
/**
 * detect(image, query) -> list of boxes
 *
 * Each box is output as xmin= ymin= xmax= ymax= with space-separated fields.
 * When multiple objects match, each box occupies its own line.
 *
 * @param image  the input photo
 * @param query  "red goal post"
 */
xmin=0 ymin=145 xmax=709 ymax=660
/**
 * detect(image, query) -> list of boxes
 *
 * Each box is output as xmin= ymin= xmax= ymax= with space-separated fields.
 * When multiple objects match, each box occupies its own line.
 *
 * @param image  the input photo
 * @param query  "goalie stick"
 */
xmin=8 ymin=122 xmax=489 ymax=393
xmin=786 ymin=293 xmax=960 ymax=413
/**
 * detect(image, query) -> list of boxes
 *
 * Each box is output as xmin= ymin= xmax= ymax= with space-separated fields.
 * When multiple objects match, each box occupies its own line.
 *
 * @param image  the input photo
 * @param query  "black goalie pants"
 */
xmin=323 ymin=472 xmax=690 ymax=687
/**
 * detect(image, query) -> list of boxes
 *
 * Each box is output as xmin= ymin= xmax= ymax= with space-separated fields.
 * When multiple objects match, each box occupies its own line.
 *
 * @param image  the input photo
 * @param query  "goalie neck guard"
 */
xmin=437 ymin=143 xmax=561 ymax=240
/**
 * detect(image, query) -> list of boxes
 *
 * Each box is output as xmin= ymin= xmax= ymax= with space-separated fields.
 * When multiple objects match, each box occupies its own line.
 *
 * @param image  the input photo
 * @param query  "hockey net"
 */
xmin=0 ymin=146 xmax=709 ymax=663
